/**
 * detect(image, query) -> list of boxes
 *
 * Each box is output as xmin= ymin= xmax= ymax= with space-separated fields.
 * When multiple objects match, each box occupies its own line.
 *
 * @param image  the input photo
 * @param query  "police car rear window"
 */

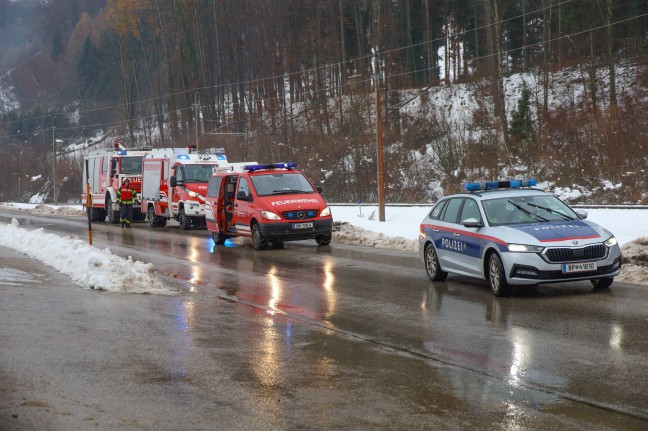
xmin=441 ymin=198 xmax=463 ymax=223
xmin=428 ymin=200 xmax=447 ymax=220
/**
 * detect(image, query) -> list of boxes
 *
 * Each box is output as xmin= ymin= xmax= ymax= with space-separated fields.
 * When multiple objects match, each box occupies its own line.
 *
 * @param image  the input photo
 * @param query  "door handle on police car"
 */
xmin=453 ymin=233 xmax=460 ymax=237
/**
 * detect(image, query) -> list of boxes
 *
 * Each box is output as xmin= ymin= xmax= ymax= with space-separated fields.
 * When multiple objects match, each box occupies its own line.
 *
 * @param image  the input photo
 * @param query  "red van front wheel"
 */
xmin=252 ymin=223 xmax=269 ymax=250
xmin=315 ymin=234 xmax=332 ymax=246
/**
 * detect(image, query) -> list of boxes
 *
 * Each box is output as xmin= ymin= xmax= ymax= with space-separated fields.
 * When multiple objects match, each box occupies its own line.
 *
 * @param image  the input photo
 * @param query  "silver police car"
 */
xmin=418 ymin=179 xmax=622 ymax=296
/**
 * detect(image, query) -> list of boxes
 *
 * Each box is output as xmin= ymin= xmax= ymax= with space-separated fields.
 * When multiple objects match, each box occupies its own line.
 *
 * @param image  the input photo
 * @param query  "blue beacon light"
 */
xmin=244 ymin=163 xmax=297 ymax=171
xmin=464 ymin=178 xmax=537 ymax=192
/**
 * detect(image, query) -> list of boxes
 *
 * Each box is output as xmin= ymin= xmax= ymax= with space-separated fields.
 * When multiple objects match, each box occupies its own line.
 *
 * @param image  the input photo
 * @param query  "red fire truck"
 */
xmin=82 ymin=143 xmax=170 ymax=223
xmin=140 ymin=147 xmax=229 ymax=229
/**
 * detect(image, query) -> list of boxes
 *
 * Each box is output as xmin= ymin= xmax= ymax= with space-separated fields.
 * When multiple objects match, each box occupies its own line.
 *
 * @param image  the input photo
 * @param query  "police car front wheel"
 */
xmin=488 ymin=254 xmax=513 ymax=297
xmin=591 ymin=277 xmax=614 ymax=289
xmin=424 ymin=244 xmax=448 ymax=282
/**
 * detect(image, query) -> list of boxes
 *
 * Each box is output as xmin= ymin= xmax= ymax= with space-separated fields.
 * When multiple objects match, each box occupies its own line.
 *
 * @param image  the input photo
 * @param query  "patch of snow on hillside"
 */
xmin=0 ymin=72 xmax=20 ymax=113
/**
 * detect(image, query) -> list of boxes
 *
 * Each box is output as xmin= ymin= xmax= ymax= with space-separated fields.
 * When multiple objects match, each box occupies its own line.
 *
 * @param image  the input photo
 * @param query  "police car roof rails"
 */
xmin=464 ymin=178 xmax=537 ymax=192
xmin=244 ymin=162 xmax=297 ymax=171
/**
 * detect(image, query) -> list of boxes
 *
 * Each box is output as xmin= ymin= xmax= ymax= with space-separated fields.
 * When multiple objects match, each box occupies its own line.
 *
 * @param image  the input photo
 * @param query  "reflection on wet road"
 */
xmin=3 ymin=211 xmax=648 ymax=429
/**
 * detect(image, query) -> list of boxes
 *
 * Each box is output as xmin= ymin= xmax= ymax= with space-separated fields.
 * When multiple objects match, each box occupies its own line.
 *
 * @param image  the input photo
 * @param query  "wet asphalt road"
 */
xmin=1 ymin=211 xmax=648 ymax=430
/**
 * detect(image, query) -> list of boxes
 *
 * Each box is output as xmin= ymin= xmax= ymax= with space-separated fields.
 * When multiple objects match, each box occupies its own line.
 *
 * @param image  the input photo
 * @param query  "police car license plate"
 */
xmin=562 ymin=262 xmax=597 ymax=273
xmin=292 ymin=222 xmax=313 ymax=229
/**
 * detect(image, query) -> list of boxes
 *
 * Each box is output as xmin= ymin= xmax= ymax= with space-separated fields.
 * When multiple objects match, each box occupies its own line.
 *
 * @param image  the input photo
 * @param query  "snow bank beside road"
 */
xmin=0 ymin=217 xmax=175 ymax=295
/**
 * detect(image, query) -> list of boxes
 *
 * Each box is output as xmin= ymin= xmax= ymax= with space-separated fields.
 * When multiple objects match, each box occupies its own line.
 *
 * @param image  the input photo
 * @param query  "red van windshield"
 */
xmin=251 ymin=173 xmax=315 ymax=196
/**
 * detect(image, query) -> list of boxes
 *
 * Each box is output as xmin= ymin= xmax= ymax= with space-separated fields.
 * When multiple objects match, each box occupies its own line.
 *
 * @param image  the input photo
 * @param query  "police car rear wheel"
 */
xmin=488 ymin=254 xmax=513 ymax=297
xmin=252 ymin=224 xmax=268 ymax=250
xmin=424 ymin=244 xmax=448 ymax=281
xmin=591 ymin=277 xmax=613 ymax=289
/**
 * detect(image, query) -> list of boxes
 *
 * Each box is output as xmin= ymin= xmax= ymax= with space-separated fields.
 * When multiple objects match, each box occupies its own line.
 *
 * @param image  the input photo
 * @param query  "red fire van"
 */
xmin=204 ymin=163 xmax=333 ymax=249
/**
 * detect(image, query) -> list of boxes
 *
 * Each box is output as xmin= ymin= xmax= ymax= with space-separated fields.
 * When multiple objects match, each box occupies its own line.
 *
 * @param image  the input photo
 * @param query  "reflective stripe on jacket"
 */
xmin=117 ymin=185 xmax=135 ymax=204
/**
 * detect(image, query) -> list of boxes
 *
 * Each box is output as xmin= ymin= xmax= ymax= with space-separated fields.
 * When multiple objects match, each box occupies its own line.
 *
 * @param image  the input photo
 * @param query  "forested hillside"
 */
xmin=0 ymin=0 xmax=647 ymax=204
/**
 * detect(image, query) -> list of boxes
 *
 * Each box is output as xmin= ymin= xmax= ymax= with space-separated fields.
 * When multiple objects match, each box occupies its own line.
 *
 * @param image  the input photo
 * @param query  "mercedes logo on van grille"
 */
xmin=282 ymin=209 xmax=316 ymax=220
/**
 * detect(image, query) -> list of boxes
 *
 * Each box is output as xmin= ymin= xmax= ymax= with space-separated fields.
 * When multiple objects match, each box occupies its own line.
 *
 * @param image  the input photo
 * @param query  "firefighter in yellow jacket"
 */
xmin=116 ymin=178 xmax=136 ymax=228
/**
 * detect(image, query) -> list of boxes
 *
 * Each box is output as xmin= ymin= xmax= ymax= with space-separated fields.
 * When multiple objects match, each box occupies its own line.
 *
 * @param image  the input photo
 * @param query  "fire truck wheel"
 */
xmin=148 ymin=207 xmax=155 ymax=227
xmin=106 ymin=197 xmax=120 ymax=223
xmin=91 ymin=208 xmax=106 ymax=222
xmin=211 ymin=232 xmax=228 ymax=245
xmin=178 ymin=209 xmax=191 ymax=230
xmin=147 ymin=206 xmax=166 ymax=227
xmin=315 ymin=234 xmax=332 ymax=246
xmin=252 ymin=223 xmax=268 ymax=250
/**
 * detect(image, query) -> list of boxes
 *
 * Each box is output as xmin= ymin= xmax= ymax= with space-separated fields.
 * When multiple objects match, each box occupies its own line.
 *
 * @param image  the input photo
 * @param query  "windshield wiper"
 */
xmin=506 ymin=200 xmax=548 ymax=222
xmin=272 ymin=189 xmax=307 ymax=195
xmin=526 ymin=202 xmax=573 ymax=220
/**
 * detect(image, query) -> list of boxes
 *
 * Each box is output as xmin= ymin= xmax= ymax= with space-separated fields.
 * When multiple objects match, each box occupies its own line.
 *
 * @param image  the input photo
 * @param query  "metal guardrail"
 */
xmin=570 ymin=204 xmax=648 ymax=210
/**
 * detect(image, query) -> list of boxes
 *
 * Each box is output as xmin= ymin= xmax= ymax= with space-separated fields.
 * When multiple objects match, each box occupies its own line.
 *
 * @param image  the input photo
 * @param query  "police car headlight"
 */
xmin=261 ymin=210 xmax=281 ymax=220
xmin=320 ymin=206 xmax=331 ymax=217
xmin=508 ymin=243 xmax=544 ymax=253
xmin=604 ymin=236 xmax=618 ymax=247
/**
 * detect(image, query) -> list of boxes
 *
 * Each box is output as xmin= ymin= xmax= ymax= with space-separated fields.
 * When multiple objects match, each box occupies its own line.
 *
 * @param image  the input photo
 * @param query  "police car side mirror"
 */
xmin=576 ymin=209 xmax=588 ymax=219
xmin=462 ymin=218 xmax=483 ymax=228
xmin=315 ymin=186 xmax=323 ymax=194
xmin=170 ymin=176 xmax=177 ymax=187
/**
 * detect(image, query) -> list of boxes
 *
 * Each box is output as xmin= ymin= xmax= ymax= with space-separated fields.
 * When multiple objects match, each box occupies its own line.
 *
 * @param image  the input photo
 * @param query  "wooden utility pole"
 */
xmin=373 ymin=58 xmax=385 ymax=222
xmin=85 ymin=160 xmax=93 ymax=245
xmin=194 ymin=92 xmax=200 ymax=149
xmin=52 ymin=122 xmax=57 ymax=205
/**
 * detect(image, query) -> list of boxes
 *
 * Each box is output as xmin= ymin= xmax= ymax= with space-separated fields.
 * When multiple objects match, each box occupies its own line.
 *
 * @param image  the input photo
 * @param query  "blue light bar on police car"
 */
xmin=177 ymin=154 xmax=191 ymax=160
xmin=464 ymin=178 xmax=537 ymax=192
xmin=244 ymin=162 xmax=297 ymax=171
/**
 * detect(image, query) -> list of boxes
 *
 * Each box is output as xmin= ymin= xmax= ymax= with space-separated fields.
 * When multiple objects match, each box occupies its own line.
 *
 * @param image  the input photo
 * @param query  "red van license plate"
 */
xmin=292 ymin=222 xmax=314 ymax=229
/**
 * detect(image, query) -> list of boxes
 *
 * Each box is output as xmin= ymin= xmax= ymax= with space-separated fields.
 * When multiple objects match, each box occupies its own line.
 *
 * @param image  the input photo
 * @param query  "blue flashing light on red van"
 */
xmin=244 ymin=162 xmax=297 ymax=172
xmin=464 ymin=178 xmax=537 ymax=192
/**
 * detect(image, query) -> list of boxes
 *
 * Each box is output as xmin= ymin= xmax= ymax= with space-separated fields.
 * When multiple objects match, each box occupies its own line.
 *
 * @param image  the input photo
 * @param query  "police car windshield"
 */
xmin=251 ymin=173 xmax=315 ymax=196
xmin=483 ymin=194 xmax=579 ymax=226
xmin=181 ymin=165 xmax=215 ymax=183
xmin=120 ymin=157 xmax=143 ymax=175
